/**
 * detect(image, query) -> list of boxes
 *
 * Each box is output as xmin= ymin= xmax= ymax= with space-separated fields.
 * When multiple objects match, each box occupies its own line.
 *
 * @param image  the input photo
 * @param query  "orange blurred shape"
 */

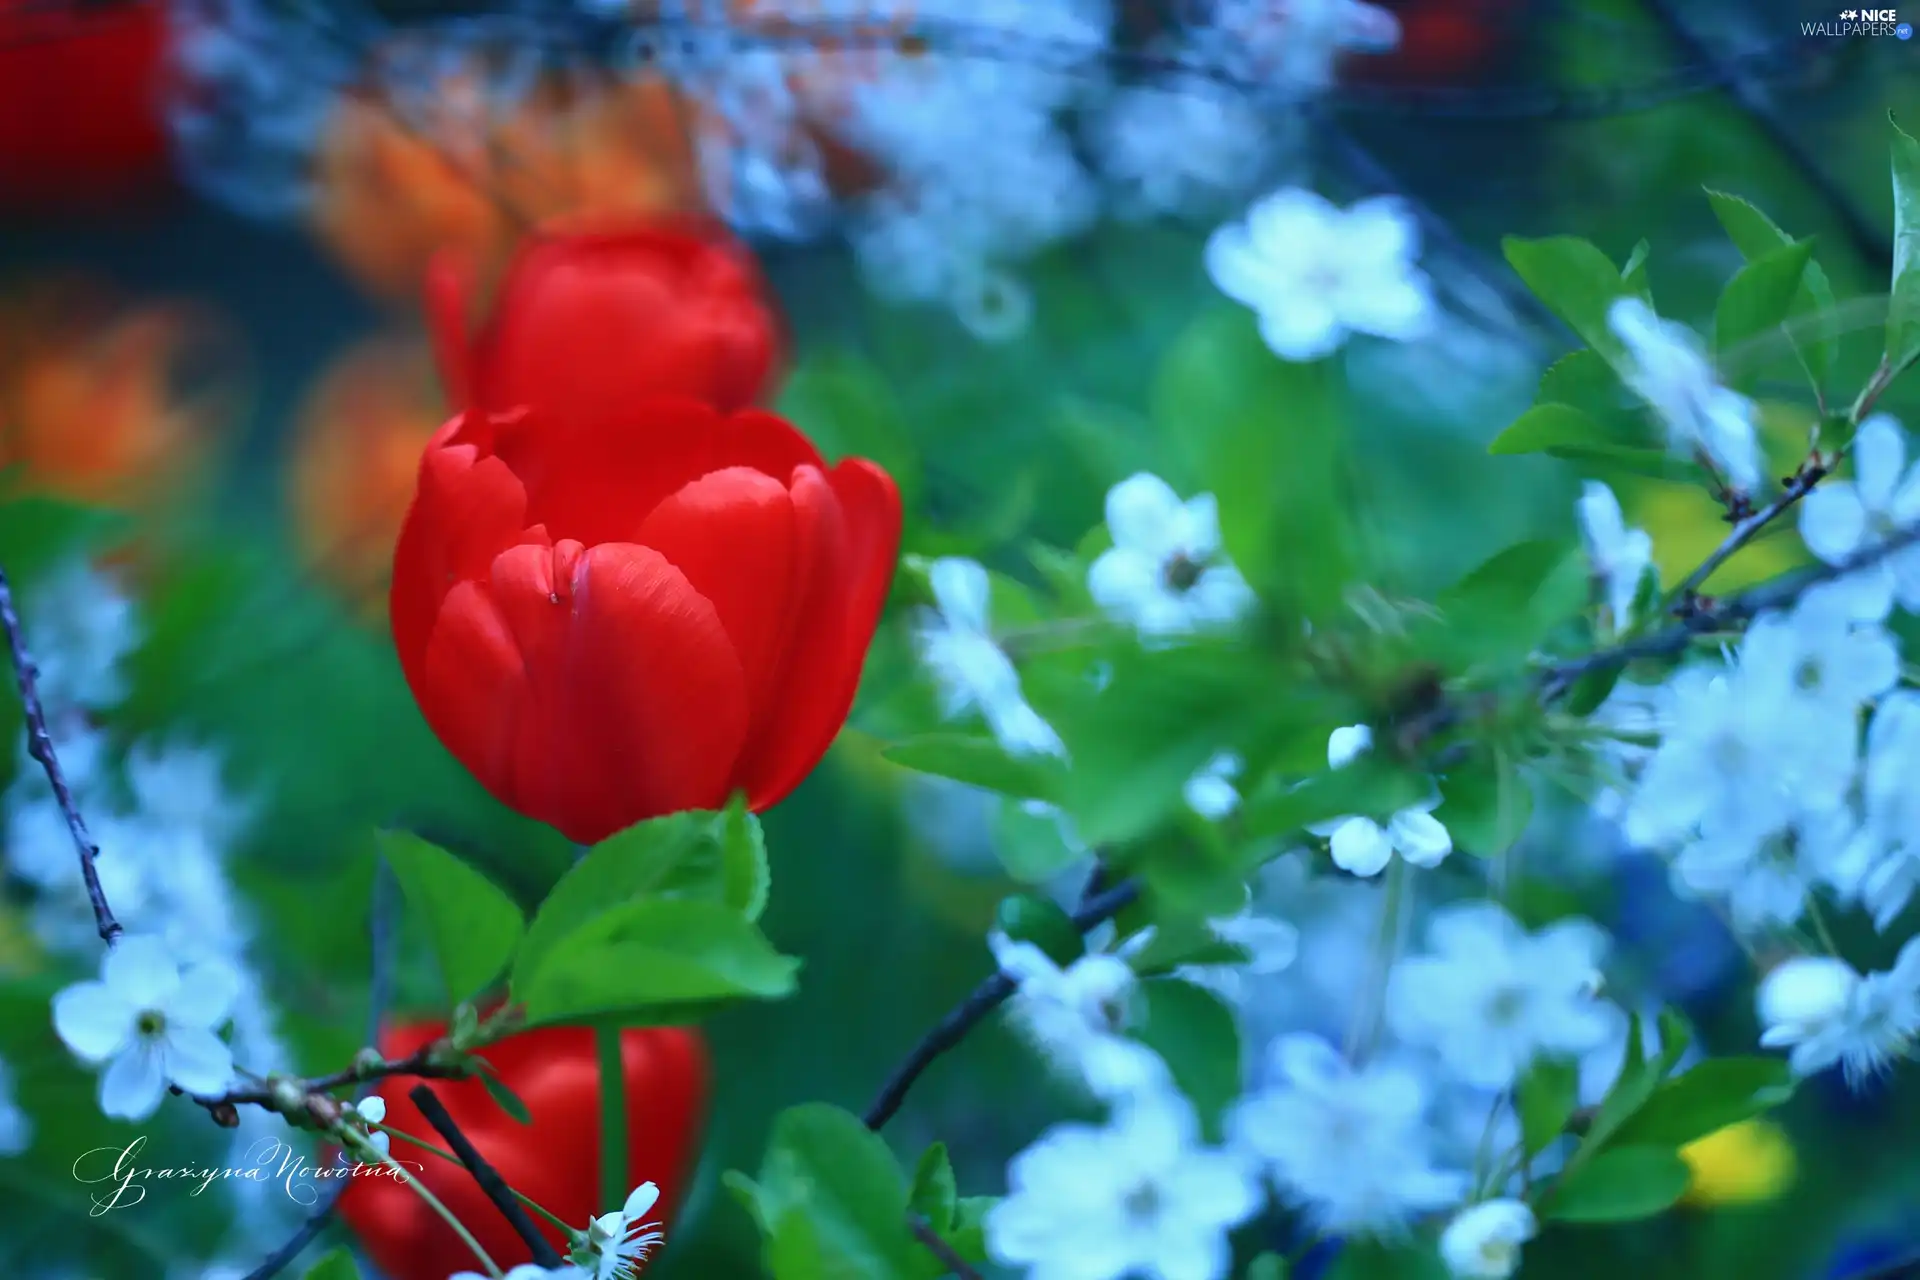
xmin=310 ymin=57 xmax=708 ymax=304
xmin=0 ymin=282 xmax=236 ymax=509
xmin=287 ymin=333 xmax=445 ymax=617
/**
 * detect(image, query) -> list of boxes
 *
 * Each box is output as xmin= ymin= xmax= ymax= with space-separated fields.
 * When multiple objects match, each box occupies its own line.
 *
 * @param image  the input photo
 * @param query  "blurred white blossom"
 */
xmin=1311 ymin=725 xmax=1452 ymax=876
xmin=1799 ymin=414 xmax=1920 ymax=619
xmin=1607 ymin=297 xmax=1761 ymax=494
xmin=1183 ymin=752 xmax=1244 ymax=820
xmin=1440 ymin=1199 xmax=1537 ymax=1279
xmin=1576 ymin=481 xmax=1653 ymax=632
xmin=915 ymin=557 xmax=1065 ymax=758
xmin=1757 ymin=943 xmax=1920 ymax=1084
xmin=990 ymin=930 xmax=1168 ymax=1100
xmin=1206 ymin=188 xmax=1434 ymax=361
xmin=1089 ymin=474 xmax=1255 ymax=640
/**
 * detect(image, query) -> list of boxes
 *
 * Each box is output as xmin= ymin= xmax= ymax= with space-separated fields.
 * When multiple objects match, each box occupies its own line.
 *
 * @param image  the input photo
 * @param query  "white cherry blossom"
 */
xmin=914 ymin=557 xmax=1065 ymax=758
xmin=1799 ymin=414 xmax=1920 ymax=618
xmin=1607 ymin=297 xmax=1761 ymax=493
xmin=1089 ymin=474 xmax=1255 ymax=640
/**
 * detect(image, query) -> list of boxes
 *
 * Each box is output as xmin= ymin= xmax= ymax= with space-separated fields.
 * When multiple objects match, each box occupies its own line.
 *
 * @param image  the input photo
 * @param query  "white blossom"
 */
xmin=1230 ymin=1034 xmax=1468 ymax=1233
xmin=987 ymin=1091 xmax=1262 ymax=1280
xmin=1384 ymin=902 xmax=1614 ymax=1092
xmin=1836 ymin=691 xmax=1920 ymax=928
xmin=1089 ymin=474 xmax=1255 ymax=640
xmin=17 ymin=560 xmax=140 ymax=714
xmin=1756 ymin=943 xmax=1920 ymax=1084
xmin=1183 ymin=752 xmax=1244 ymax=820
xmin=1310 ymin=725 xmax=1452 ymax=877
xmin=914 ymin=557 xmax=1065 ymax=758
xmin=1206 ymin=188 xmax=1433 ymax=361
xmin=990 ymin=931 xmax=1168 ymax=1099
xmin=1799 ymin=414 xmax=1920 ymax=618
xmin=580 ymin=1181 xmax=666 ymax=1280
xmin=1607 ymin=297 xmax=1761 ymax=493
xmin=1576 ymin=481 xmax=1653 ymax=631
xmin=52 ymin=935 xmax=238 ymax=1120
xmin=1175 ymin=910 xmax=1300 ymax=1005
xmin=453 ymin=1267 xmax=589 ymax=1280
xmin=1439 ymin=1199 xmax=1537 ymax=1279
xmin=1668 ymin=802 xmax=1854 ymax=936
xmin=353 ymin=1096 xmax=391 ymax=1161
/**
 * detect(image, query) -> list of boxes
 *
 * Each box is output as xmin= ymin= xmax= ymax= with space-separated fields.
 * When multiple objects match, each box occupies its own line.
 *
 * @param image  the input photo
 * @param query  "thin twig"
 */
xmin=410 ymin=1084 xmax=568 ymax=1268
xmin=861 ymin=879 xmax=1140 ymax=1132
xmin=0 ymin=567 xmax=122 ymax=946
xmin=1671 ymin=460 xmax=1828 ymax=601
xmin=909 ymin=1213 xmax=985 ymax=1280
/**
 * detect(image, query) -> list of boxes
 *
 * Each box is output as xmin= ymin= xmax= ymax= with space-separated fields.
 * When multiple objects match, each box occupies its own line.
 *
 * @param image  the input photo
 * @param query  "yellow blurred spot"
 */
xmin=1679 ymin=1119 xmax=1797 ymax=1206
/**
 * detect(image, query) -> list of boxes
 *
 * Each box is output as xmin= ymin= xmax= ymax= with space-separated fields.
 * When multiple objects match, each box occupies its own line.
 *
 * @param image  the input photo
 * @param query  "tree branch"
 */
xmin=1670 ymin=459 xmax=1827 ymax=601
xmin=862 ymin=878 xmax=1140 ymax=1132
xmin=0 ymin=567 xmax=122 ymax=946
xmin=410 ymin=1084 xmax=567 ymax=1268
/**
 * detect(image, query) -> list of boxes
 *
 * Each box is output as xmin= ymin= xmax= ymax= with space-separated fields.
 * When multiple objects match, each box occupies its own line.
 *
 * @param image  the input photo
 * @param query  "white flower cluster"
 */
xmin=2 ymin=560 xmax=298 ymax=1270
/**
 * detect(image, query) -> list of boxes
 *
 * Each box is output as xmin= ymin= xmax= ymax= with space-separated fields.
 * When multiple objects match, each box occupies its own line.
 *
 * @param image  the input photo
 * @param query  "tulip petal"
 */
xmin=638 ymin=467 xmax=800 ymax=720
xmin=416 ymin=540 xmax=750 ymax=844
xmin=738 ymin=458 xmax=902 ymax=808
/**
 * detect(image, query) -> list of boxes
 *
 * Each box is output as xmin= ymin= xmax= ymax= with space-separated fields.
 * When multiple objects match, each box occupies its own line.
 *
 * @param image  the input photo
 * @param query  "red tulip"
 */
xmin=425 ymin=216 xmax=786 ymax=431
xmin=0 ymin=0 xmax=173 ymax=208
xmin=389 ymin=396 xmax=901 ymax=844
xmin=338 ymin=1021 xmax=708 ymax=1279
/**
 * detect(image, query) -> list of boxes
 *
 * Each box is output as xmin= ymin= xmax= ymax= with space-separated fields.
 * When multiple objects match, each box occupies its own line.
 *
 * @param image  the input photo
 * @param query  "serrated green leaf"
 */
xmin=1889 ymin=115 xmax=1920 ymax=379
xmin=1543 ymin=1145 xmax=1692 ymax=1222
xmin=300 ymin=1248 xmax=362 ymax=1280
xmin=1705 ymin=188 xmax=1838 ymax=390
xmin=1609 ymin=1057 xmax=1795 ymax=1148
xmin=1713 ymin=238 xmax=1816 ymax=377
xmin=378 ymin=831 xmax=524 ymax=1005
xmin=994 ymin=893 xmax=1085 ymax=967
xmin=750 ymin=1104 xmax=925 ymax=1280
xmin=881 ymin=734 xmax=1066 ymax=802
xmin=768 ymin=1207 xmax=829 ymax=1280
xmin=908 ymin=1144 xmax=959 ymax=1234
xmin=1503 ymin=236 xmax=1629 ymax=359
xmin=516 ymin=898 xmax=800 ymax=1026
xmin=1489 ymin=404 xmax=1617 ymax=456
xmin=513 ymin=807 xmax=764 ymax=991
xmin=1517 ymin=1058 xmax=1582 ymax=1159
xmin=1435 ymin=750 xmax=1535 ymax=858
xmin=1155 ymin=309 xmax=1355 ymax=618
xmin=1436 ymin=537 xmax=1588 ymax=646
xmin=1136 ymin=979 xmax=1242 ymax=1140
xmin=1537 ymin=349 xmax=1626 ymax=419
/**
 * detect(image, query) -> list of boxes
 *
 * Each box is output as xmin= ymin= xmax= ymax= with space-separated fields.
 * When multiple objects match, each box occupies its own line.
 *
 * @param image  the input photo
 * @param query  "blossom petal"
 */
xmin=1800 ymin=485 xmax=1869 ymax=564
xmin=52 ymin=982 xmax=133 ymax=1062
xmin=165 ymin=960 xmax=240 ymax=1029
xmin=1330 ymin=817 xmax=1394 ymax=876
xmin=163 ymin=1026 xmax=236 ymax=1095
xmin=1104 ymin=474 xmax=1189 ymax=559
xmin=102 ymin=935 xmax=183 ymax=1009
xmin=1852 ymin=414 xmax=1908 ymax=512
xmin=99 ymin=1046 xmax=169 ymax=1121
xmin=930 ymin=557 xmax=992 ymax=633
xmin=1388 ymin=809 xmax=1453 ymax=866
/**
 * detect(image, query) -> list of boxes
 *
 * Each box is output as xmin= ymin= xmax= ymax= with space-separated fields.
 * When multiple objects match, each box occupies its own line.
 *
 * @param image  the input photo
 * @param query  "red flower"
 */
xmin=426 ymin=216 xmax=786 ymax=430
xmin=338 ymin=1021 xmax=708 ymax=1279
xmin=389 ymin=396 xmax=901 ymax=844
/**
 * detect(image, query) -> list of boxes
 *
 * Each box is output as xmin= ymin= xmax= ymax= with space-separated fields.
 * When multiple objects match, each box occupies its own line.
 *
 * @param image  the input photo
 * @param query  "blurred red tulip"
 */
xmin=0 ymin=0 xmax=172 ymax=208
xmin=426 ymin=216 xmax=787 ymax=431
xmin=338 ymin=1021 xmax=708 ymax=1280
xmin=389 ymin=396 xmax=900 ymax=844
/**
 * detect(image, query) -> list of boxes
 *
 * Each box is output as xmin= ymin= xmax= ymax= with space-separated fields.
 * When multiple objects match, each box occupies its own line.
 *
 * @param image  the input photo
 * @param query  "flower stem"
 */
xmin=373 ymin=1138 xmax=502 ymax=1278
xmin=597 ymin=1026 xmax=629 ymax=1217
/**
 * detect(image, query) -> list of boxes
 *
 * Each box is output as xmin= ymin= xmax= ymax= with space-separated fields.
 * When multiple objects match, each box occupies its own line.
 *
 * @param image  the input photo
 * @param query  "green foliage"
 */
xmin=1608 ymin=1057 xmax=1795 ymax=1147
xmin=506 ymin=799 xmax=793 ymax=1027
xmin=990 ymin=795 xmax=1088 ymax=883
xmin=1541 ymin=1145 xmax=1693 ymax=1223
xmin=1247 ymin=1253 xmax=1291 ymax=1280
xmin=993 ymin=893 xmax=1085 ymax=967
xmin=1620 ymin=238 xmax=1653 ymax=300
xmin=1502 ymin=236 xmax=1630 ymax=360
xmin=300 ymin=1248 xmax=363 ymax=1280
xmin=1516 ymin=1058 xmax=1583 ymax=1160
xmin=1431 ymin=537 xmax=1587 ymax=668
xmin=908 ymin=1143 xmax=960 ymax=1233
xmin=1888 ymin=115 xmax=1920 ymax=382
xmin=1135 ymin=979 xmax=1241 ymax=1140
xmin=1712 ymin=238 xmax=1817 ymax=381
xmin=378 ymin=830 xmax=525 ymax=1004
xmin=880 ymin=735 xmax=1066 ymax=803
xmin=1704 ymin=189 xmax=1839 ymax=390
xmin=728 ymin=1104 xmax=957 ymax=1280
xmin=1435 ymin=749 xmax=1536 ymax=858
xmin=1324 ymin=1239 xmax=1451 ymax=1280
xmin=779 ymin=350 xmax=925 ymax=515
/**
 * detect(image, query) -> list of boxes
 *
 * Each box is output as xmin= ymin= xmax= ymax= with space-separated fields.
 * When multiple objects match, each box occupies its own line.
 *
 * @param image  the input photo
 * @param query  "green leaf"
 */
xmin=1544 ymin=444 xmax=1706 ymax=485
xmin=908 ymin=1143 xmax=959 ymax=1234
xmin=1537 ymin=349 xmax=1627 ymax=420
xmin=778 ymin=352 xmax=924 ymax=512
xmin=1488 ymin=404 xmax=1621 ymax=456
xmin=1563 ymin=663 xmax=1623 ymax=717
xmin=881 ymin=734 xmax=1066 ymax=803
xmin=1712 ymin=238 xmax=1816 ymax=373
xmin=1621 ymin=239 xmax=1652 ymax=300
xmin=994 ymin=893 xmax=1085 ymax=967
xmin=989 ymin=796 xmax=1086 ymax=883
xmin=1705 ymin=188 xmax=1839 ymax=390
xmin=1889 ymin=116 xmax=1920 ymax=379
xmin=1136 ymin=979 xmax=1242 ymax=1140
xmin=1056 ymin=397 xmax=1159 ymax=493
xmin=515 ymin=897 xmax=800 ymax=1025
xmin=1503 ymin=236 xmax=1629 ymax=359
xmin=1577 ymin=1012 xmax=1660 ymax=1158
xmin=378 ymin=831 xmax=525 ymax=1004
xmin=300 ymin=1249 xmax=362 ymax=1280
xmin=1517 ymin=1058 xmax=1582 ymax=1159
xmin=476 ymin=1065 xmax=534 ymax=1125
xmin=1324 ymin=1239 xmax=1451 ymax=1280
xmin=1434 ymin=751 xmax=1535 ymax=857
xmin=1155 ymin=309 xmax=1355 ymax=618
xmin=725 ymin=1169 xmax=770 ymax=1234
xmin=1239 ymin=751 xmax=1432 ymax=841
xmin=1125 ymin=914 xmax=1250 ymax=978
xmin=750 ymin=1104 xmax=925 ymax=1280
xmin=1611 ymin=1057 xmax=1795 ymax=1148
xmin=512 ymin=806 xmax=768 ymax=991
xmin=767 ymin=1208 xmax=829 ymax=1280
xmin=950 ymin=1197 xmax=995 ymax=1263
xmin=1542 ymin=1145 xmax=1692 ymax=1223
xmin=1435 ymin=538 xmax=1588 ymax=661
xmin=1248 ymin=1253 xmax=1291 ymax=1280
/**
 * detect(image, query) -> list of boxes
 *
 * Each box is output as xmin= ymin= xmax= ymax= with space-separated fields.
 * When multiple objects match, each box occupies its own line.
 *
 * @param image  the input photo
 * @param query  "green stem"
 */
xmin=371 ymin=1138 xmax=502 ymax=1278
xmin=377 ymin=1125 xmax=583 ymax=1240
xmin=596 ymin=1026 xmax=630 ymax=1218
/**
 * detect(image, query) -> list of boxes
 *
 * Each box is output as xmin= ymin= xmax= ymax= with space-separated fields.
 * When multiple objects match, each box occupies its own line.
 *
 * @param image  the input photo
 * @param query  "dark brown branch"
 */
xmin=1670 ymin=459 xmax=1828 ymax=601
xmin=862 ymin=878 xmax=1140 ymax=1132
xmin=0 ymin=567 xmax=122 ymax=946
xmin=410 ymin=1084 xmax=567 ymax=1268
xmin=909 ymin=1213 xmax=985 ymax=1280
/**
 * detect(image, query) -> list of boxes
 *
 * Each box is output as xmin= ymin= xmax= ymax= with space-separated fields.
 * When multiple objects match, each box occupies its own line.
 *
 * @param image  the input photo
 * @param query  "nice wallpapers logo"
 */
xmin=1805 ymin=7 xmax=1914 ymax=35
